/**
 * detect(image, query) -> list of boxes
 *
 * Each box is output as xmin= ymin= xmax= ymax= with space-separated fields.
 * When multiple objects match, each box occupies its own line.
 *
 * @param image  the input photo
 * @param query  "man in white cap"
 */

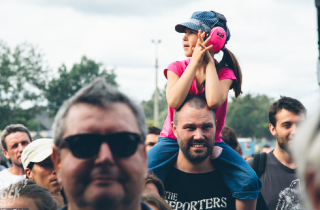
xmin=21 ymin=138 xmax=64 ymax=205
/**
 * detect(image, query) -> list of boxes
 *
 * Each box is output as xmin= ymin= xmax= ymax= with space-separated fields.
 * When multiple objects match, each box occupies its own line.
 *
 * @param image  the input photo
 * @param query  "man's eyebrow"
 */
xmin=182 ymin=123 xmax=196 ymax=127
xmin=280 ymin=121 xmax=293 ymax=126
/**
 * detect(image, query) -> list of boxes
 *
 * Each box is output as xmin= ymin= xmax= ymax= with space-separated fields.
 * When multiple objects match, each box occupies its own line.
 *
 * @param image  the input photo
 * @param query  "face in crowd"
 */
xmin=3 ymin=131 xmax=31 ymax=167
xmin=53 ymin=102 xmax=147 ymax=209
xmin=25 ymin=157 xmax=62 ymax=195
xmin=145 ymin=134 xmax=159 ymax=152
xmin=172 ymin=101 xmax=216 ymax=163
xmin=269 ymin=108 xmax=305 ymax=152
xmin=182 ymin=28 xmax=199 ymax=57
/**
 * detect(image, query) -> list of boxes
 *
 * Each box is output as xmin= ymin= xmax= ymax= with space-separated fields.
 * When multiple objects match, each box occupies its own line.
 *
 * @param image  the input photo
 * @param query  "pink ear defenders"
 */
xmin=206 ymin=10 xmax=228 ymax=53
xmin=207 ymin=27 xmax=227 ymax=53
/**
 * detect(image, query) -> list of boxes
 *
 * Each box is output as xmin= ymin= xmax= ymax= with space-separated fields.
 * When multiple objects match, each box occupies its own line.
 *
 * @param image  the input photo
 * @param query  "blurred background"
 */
xmin=0 ymin=0 xmax=319 ymax=160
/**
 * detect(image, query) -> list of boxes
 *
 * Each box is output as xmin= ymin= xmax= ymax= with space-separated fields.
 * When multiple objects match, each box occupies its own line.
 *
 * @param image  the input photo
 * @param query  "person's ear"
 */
xmin=171 ymin=121 xmax=178 ymax=138
xmin=25 ymin=168 xmax=34 ymax=180
xmin=269 ymin=123 xmax=277 ymax=137
xmin=3 ymin=149 xmax=9 ymax=159
xmin=51 ymin=146 xmax=61 ymax=182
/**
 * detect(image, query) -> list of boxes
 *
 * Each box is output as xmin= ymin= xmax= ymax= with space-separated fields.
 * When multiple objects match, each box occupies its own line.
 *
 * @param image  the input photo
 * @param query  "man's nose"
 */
xmin=95 ymin=142 xmax=115 ymax=165
xmin=290 ymin=124 xmax=297 ymax=137
xmin=193 ymin=128 xmax=204 ymax=140
xmin=18 ymin=144 xmax=25 ymax=152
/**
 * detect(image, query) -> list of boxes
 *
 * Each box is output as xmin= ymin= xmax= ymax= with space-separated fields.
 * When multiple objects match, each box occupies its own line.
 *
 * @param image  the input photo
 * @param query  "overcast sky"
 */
xmin=0 ymin=0 xmax=319 ymax=114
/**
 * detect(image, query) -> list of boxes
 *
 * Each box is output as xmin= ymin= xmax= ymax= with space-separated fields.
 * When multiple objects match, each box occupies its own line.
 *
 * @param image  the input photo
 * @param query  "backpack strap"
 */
xmin=252 ymin=152 xmax=267 ymax=178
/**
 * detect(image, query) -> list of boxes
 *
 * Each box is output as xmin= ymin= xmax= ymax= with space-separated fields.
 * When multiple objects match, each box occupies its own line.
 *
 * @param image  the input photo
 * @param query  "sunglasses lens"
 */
xmin=67 ymin=135 xmax=102 ymax=158
xmin=65 ymin=133 xmax=141 ymax=159
xmin=108 ymin=133 xmax=140 ymax=158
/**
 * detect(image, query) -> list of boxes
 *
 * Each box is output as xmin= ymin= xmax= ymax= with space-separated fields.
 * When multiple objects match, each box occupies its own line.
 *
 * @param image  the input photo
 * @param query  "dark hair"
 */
xmin=262 ymin=144 xmax=271 ymax=149
xmin=235 ymin=143 xmax=242 ymax=154
xmin=142 ymin=193 xmax=172 ymax=210
xmin=215 ymin=48 xmax=242 ymax=98
xmin=173 ymin=95 xmax=216 ymax=125
xmin=0 ymin=124 xmax=32 ymax=151
xmin=1 ymin=179 xmax=58 ymax=210
xmin=144 ymin=172 xmax=166 ymax=198
xmin=269 ymin=96 xmax=307 ymax=127
xmin=26 ymin=162 xmax=35 ymax=171
xmin=148 ymin=126 xmax=161 ymax=135
xmin=221 ymin=126 xmax=238 ymax=151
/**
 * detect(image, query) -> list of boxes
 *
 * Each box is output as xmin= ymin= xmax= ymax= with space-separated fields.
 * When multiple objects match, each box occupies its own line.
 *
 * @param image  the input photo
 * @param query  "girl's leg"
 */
xmin=213 ymin=142 xmax=262 ymax=199
xmin=147 ymin=137 xmax=179 ymax=182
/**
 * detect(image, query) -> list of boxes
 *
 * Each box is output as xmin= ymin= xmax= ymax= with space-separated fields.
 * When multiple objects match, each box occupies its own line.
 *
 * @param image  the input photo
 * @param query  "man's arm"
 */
xmin=236 ymin=199 xmax=257 ymax=210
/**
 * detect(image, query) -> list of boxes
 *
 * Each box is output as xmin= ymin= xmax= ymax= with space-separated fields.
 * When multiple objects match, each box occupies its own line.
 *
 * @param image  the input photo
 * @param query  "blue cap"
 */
xmin=175 ymin=11 xmax=231 ymax=44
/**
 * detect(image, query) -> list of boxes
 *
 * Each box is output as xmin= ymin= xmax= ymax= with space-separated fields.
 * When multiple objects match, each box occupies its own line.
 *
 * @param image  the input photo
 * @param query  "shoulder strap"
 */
xmin=252 ymin=153 xmax=267 ymax=178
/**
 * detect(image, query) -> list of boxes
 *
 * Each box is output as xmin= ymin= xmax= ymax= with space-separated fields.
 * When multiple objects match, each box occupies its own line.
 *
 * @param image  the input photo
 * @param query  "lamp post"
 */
xmin=316 ymin=0 xmax=320 ymax=86
xmin=152 ymin=39 xmax=161 ymax=126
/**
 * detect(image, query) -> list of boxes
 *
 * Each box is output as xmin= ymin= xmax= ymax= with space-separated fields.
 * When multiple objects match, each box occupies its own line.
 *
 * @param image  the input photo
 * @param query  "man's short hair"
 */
xmin=221 ymin=126 xmax=238 ymax=151
xmin=0 ymin=124 xmax=32 ymax=151
xmin=292 ymin=105 xmax=320 ymax=210
xmin=148 ymin=126 xmax=161 ymax=135
xmin=269 ymin=96 xmax=306 ymax=127
xmin=53 ymin=78 xmax=147 ymax=148
xmin=173 ymin=95 xmax=216 ymax=126
xmin=262 ymin=144 xmax=271 ymax=149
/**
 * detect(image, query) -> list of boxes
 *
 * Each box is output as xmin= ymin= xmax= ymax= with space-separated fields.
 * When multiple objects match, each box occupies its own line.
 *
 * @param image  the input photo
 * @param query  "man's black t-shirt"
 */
xmin=164 ymin=167 xmax=235 ymax=210
xmin=248 ymin=151 xmax=303 ymax=210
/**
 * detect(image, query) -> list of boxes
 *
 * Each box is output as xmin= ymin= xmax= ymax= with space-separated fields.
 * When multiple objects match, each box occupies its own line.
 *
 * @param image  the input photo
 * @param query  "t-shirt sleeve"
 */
xmin=163 ymin=60 xmax=185 ymax=79
xmin=247 ymin=158 xmax=254 ymax=167
xmin=218 ymin=67 xmax=237 ymax=90
xmin=218 ymin=67 xmax=237 ymax=81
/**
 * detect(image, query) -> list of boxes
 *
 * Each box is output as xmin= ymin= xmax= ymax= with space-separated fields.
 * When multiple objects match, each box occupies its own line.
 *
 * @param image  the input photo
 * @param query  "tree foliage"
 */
xmin=44 ymin=56 xmax=117 ymax=117
xmin=225 ymin=94 xmax=274 ymax=139
xmin=0 ymin=41 xmax=48 ymax=129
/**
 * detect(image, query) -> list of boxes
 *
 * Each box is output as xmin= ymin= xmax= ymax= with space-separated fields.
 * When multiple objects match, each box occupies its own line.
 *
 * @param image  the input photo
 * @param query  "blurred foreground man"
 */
xmin=293 ymin=106 xmax=320 ymax=210
xmin=248 ymin=96 xmax=306 ymax=210
xmin=52 ymin=78 xmax=152 ymax=210
xmin=0 ymin=124 xmax=32 ymax=191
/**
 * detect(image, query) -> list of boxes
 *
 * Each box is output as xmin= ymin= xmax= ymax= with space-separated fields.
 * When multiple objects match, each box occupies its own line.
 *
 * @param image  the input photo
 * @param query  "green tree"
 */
xmin=44 ymin=56 xmax=117 ymax=117
xmin=226 ymin=94 xmax=274 ymax=139
xmin=141 ymin=84 xmax=168 ymax=129
xmin=0 ymin=41 xmax=48 ymax=129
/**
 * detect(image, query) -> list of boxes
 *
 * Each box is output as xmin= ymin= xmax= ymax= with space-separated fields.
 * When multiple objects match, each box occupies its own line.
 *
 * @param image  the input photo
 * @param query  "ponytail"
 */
xmin=215 ymin=48 xmax=242 ymax=98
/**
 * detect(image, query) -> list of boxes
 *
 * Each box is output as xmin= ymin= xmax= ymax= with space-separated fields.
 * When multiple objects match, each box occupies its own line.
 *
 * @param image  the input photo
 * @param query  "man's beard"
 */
xmin=12 ymin=158 xmax=23 ymax=168
xmin=276 ymin=135 xmax=292 ymax=155
xmin=177 ymin=134 xmax=214 ymax=164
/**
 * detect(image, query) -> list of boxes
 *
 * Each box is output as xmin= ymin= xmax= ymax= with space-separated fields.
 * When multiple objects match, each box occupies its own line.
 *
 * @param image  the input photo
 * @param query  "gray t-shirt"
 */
xmin=247 ymin=151 xmax=303 ymax=210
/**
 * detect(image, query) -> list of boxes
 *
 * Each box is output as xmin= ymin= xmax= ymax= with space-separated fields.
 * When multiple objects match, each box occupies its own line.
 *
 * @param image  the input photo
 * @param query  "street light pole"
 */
xmin=152 ymin=39 xmax=161 ymax=126
xmin=316 ymin=0 xmax=320 ymax=87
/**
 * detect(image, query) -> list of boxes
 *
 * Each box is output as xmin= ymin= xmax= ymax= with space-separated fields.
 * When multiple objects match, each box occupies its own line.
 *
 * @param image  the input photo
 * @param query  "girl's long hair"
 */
xmin=215 ymin=48 xmax=242 ymax=98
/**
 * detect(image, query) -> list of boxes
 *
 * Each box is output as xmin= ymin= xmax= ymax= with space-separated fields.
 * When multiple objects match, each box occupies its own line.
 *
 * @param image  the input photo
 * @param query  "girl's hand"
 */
xmin=198 ymin=31 xmax=215 ymax=64
xmin=191 ymin=30 xmax=213 ymax=65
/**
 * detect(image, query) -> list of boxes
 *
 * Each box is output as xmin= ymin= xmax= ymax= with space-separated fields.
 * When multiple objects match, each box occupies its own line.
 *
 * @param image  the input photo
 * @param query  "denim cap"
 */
xmin=175 ymin=11 xmax=231 ymax=44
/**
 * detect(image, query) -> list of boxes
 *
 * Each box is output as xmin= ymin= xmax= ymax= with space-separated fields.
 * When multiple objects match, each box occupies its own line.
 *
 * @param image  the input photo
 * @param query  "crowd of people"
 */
xmin=0 ymin=10 xmax=319 ymax=210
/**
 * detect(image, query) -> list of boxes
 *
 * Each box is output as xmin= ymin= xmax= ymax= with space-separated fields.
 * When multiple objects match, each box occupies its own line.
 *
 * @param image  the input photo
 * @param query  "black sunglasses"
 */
xmin=61 ymin=132 xmax=143 ymax=159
